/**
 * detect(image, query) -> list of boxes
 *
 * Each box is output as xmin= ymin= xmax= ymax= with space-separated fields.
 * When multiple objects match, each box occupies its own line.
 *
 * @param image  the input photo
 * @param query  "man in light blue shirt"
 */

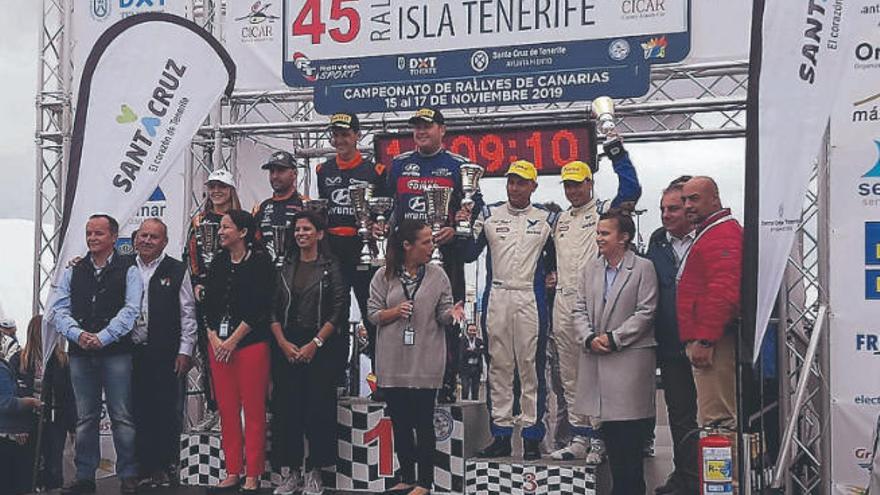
xmin=52 ymin=214 xmax=143 ymax=495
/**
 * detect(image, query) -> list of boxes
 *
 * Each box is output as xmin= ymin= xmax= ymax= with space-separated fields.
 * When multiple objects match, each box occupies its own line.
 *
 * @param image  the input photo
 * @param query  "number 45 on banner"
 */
xmin=292 ymin=0 xmax=360 ymax=44
xmin=363 ymin=417 xmax=395 ymax=477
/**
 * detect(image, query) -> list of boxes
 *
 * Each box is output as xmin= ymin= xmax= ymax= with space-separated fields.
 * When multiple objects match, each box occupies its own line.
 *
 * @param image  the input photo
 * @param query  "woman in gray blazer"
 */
xmin=368 ymin=219 xmax=463 ymax=495
xmin=574 ymin=209 xmax=658 ymax=495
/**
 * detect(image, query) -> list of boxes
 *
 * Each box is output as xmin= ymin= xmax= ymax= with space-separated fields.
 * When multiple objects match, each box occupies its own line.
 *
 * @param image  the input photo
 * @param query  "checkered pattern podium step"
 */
xmin=465 ymin=458 xmax=597 ymax=495
xmin=179 ymin=398 xmax=476 ymax=492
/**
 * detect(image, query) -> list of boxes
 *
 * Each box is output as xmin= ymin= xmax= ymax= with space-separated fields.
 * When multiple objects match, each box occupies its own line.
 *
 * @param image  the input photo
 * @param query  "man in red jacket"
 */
xmin=676 ymin=176 xmax=742 ymax=485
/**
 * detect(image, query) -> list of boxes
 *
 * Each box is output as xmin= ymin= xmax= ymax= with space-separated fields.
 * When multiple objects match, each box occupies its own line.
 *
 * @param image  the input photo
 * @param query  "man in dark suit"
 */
xmin=459 ymin=323 xmax=484 ymax=400
xmin=646 ymin=178 xmax=698 ymax=495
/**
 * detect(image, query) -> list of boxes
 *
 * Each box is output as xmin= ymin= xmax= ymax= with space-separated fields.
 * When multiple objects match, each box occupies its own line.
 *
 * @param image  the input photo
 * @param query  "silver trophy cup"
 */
xmin=424 ymin=186 xmax=453 ymax=266
xmin=591 ymin=96 xmax=617 ymax=140
xmin=368 ymin=197 xmax=395 ymax=267
xmin=271 ymin=222 xmax=291 ymax=268
xmin=349 ymin=184 xmax=375 ymax=271
xmin=456 ymin=163 xmax=484 ymax=237
xmin=195 ymin=221 xmax=220 ymax=269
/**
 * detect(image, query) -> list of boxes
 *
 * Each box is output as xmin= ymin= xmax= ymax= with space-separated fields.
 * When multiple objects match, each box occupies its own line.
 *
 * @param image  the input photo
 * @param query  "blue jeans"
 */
xmin=70 ymin=354 xmax=137 ymax=480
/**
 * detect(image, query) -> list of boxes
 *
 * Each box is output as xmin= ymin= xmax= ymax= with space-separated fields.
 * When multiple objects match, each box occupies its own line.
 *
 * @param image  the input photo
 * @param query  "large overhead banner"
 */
xmin=828 ymin=8 xmax=880 ymax=492
xmin=282 ymin=0 xmax=691 ymax=113
xmin=43 ymin=13 xmax=235 ymax=364
xmin=749 ymin=0 xmax=851 ymax=361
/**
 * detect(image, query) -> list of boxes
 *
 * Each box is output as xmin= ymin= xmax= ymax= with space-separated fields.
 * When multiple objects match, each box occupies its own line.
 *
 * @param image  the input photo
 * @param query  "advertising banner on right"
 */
xmin=828 ymin=9 xmax=880 ymax=492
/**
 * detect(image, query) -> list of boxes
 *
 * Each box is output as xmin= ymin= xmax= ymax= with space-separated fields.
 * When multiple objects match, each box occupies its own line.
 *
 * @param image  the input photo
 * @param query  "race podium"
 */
xmin=179 ymin=397 xmax=597 ymax=493
xmin=179 ymin=397 xmax=491 ymax=493
xmin=465 ymin=458 xmax=598 ymax=494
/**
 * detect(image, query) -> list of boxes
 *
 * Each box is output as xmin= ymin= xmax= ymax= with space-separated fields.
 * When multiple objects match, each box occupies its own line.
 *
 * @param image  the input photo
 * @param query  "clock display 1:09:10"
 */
xmin=375 ymin=125 xmax=594 ymax=177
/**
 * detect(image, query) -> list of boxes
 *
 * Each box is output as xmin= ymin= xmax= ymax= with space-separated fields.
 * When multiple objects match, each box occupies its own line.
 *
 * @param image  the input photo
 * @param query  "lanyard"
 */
xmin=400 ymin=265 xmax=426 ymax=303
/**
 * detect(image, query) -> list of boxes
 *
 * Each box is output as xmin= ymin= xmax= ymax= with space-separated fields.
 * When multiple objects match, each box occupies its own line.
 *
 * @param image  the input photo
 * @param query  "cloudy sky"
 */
xmin=0 ymin=1 xmax=39 ymax=220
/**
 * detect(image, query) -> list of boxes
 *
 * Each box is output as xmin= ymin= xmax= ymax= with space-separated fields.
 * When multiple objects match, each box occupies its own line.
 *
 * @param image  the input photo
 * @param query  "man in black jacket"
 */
xmin=646 ymin=178 xmax=698 ymax=495
xmin=52 ymin=214 xmax=143 ymax=495
xmin=317 ymin=112 xmax=388 ymax=381
xmin=459 ymin=323 xmax=484 ymax=400
xmin=253 ymin=151 xmax=306 ymax=265
xmin=131 ymin=219 xmax=197 ymax=488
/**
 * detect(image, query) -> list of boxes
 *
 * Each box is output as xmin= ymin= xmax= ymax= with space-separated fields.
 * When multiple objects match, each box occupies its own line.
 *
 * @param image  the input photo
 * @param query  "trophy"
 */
xmin=368 ymin=197 xmax=395 ymax=267
xmin=591 ymin=96 xmax=617 ymax=139
xmin=456 ymin=163 xmax=484 ymax=237
xmin=349 ymin=184 xmax=375 ymax=271
xmin=304 ymin=198 xmax=329 ymax=218
xmin=271 ymin=222 xmax=291 ymax=268
xmin=424 ymin=185 xmax=453 ymax=266
xmin=195 ymin=221 xmax=220 ymax=269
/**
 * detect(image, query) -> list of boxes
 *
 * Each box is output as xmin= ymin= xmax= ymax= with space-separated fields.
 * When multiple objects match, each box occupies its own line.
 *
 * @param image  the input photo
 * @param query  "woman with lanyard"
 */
xmin=368 ymin=219 xmax=464 ymax=495
xmin=573 ymin=209 xmax=658 ymax=495
xmin=203 ymin=209 xmax=274 ymax=493
xmin=270 ymin=211 xmax=347 ymax=495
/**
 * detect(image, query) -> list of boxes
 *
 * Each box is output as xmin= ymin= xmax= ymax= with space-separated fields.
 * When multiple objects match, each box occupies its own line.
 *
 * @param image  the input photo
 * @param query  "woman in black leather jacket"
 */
xmin=269 ymin=210 xmax=347 ymax=495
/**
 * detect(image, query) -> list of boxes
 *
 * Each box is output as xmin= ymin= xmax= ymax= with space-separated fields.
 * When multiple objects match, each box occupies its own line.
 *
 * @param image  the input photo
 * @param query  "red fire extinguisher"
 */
xmin=699 ymin=427 xmax=734 ymax=494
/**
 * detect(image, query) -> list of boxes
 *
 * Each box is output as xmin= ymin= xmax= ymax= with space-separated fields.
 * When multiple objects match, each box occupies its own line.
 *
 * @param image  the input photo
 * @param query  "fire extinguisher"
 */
xmin=699 ymin=426 xmax=734 ymax=494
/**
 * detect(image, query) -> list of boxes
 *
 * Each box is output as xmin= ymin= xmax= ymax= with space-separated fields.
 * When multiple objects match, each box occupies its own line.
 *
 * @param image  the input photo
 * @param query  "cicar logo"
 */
xmin=235 ymin=1 xmax=278 ymax=41
xmin=622 ymin=0 xmax=666 ymax=16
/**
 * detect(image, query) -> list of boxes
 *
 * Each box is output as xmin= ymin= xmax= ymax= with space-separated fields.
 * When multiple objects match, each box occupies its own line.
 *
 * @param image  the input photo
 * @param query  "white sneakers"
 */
xmin=549 ymin=435 xmax=606 ymax=465
xmin=273 ymin=468 xmax=322 ymax=495
xmin=550 ymin=436 xmax=589 ymax=460
xmin=584 ymin=437 xmax=607 ymax=466
xmin=273 ymin=470 xmax=303 ymax=495
xmin=303 ymin=470 xmax=324 ymax=495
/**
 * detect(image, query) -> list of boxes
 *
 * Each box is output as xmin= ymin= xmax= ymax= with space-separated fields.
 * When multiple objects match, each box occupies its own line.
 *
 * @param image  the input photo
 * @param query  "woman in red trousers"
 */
xmin=203 ymin=209 xmax=274 ymax=493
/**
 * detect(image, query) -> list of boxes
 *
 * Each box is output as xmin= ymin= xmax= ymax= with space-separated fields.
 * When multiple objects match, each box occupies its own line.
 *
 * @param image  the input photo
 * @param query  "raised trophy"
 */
xmin=591 ymin=96 xmax=617 ymax=139
xmin=271 ymin=222 xmax=291 ymax=268
xmin=424 ymin=185 xmax=453 ymax=266
xmin=368 ymin=197 xmax=395 ymax=267
xmin=195 ymin=220 xmax=220 ymax=269
xmin=456 ymin=163 xmax=484 ymax=237
xmin=349 ymin=184 xmax=375 ymax=271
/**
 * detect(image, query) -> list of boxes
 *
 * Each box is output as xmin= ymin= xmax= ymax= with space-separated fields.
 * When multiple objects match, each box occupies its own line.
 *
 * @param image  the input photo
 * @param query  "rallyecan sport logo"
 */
xmin=293 ymin=53 xmax=360 ymax=82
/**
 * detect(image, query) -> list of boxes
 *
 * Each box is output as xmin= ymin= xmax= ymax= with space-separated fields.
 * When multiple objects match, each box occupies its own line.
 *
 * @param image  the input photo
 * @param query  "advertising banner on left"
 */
xmin=43 ymin=13 xmax=236 ymax=365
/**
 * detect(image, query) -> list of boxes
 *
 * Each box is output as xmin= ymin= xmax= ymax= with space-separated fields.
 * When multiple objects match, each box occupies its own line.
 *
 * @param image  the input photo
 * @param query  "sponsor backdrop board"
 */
xmin=282 ymin=0 xmax=691 ymax=113
xmin=828 ymin=7 xmax=880 ymax=492
xmin=223 ymin=0 xmax=287 ymax=91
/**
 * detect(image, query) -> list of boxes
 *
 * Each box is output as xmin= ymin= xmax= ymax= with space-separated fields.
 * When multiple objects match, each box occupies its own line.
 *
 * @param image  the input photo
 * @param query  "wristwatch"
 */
xmin=312 ymin=336 xmax=324 ymax=348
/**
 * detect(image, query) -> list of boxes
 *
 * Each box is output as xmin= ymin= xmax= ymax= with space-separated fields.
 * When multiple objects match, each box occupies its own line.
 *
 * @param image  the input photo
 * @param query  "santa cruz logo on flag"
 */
xmin=113 ymin=58 xmax=189 ymax=192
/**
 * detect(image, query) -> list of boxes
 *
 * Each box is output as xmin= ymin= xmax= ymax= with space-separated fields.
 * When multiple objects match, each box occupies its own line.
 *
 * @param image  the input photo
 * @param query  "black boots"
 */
xmin=476 ymin=436 xmax=513 ymax=458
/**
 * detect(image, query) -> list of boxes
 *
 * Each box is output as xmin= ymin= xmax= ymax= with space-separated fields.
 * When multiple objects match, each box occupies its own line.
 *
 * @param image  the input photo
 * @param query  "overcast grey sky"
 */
xmin=0 ymin=1 xmax=39 ymax=220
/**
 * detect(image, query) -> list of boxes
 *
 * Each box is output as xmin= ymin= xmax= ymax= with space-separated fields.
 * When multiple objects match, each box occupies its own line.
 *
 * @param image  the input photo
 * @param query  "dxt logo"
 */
xmin=856 ymin=333 xmax=880 ymax=354
xmin=120 ymin=0 xmax=166 ymax=7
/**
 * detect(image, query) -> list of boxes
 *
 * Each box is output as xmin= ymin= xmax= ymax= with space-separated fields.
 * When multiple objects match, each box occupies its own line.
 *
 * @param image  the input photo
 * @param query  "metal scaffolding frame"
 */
xmin=33 ymin=2 xmax=827 ymax=492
